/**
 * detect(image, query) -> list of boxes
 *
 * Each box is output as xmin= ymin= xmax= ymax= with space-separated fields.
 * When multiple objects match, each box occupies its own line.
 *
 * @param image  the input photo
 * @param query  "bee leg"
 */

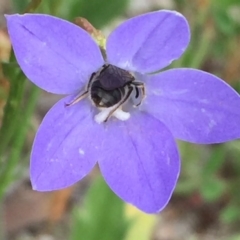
xmin=132 ymin=82 xmax=145 ymax=107
xmin=65 ymin=91 xmax=89 ymax=107
xmin=135 ymin=85 xmax=140 ymax=98
xmin=65 ymin=72 xmax=96 ymax=107
xmin=104 ymin=86 xmax=134 ymax=122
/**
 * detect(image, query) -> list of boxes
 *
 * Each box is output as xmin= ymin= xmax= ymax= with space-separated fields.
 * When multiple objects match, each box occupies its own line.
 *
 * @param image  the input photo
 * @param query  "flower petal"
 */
xmin=6 ymin=14 xmax=104 ymax=94
xmin=30 ymin=97 xmax=103 ymax=191
xmin=98 ymin=112 xmax=180 ymax=213
xmin=143 ymin=68 xmax=240 ymax=143
xmin=106 ymin=10 xmax=190 ymax=74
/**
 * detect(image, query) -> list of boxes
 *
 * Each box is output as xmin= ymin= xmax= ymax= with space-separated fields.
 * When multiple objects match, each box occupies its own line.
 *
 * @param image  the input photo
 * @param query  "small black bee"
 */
xmin=66 ymin=64 xmax=145 ymax=121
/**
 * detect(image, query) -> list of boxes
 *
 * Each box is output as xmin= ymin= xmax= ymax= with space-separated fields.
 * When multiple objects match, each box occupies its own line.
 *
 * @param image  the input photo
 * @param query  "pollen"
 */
xmin=94 ymin=107 xmax=130 ymax=123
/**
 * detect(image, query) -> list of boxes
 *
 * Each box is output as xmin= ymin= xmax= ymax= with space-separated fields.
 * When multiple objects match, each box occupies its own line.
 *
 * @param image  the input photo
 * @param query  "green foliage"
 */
xmin=200 ymin=177 xmax=226 ymax=202
xmin=62 ymin=0 xmax=129 ymax=28
xmin=220 ymin=204 xmax=240 ymax=224
xmin=12 ymin=0 xmax=129 ymax=28
xmin=229 ymin=235 xmax=240 ymax=240
xmin=212 ymin=0 xmax=240 ymax=36
xmin=201 ymin=147 xmax=226 ymax=176
xmin=199 ymin=147 xmax=227 ymax=202
xmin=0 ymin=60 xmax=39 ymax=199
xmin=70 ymin=176 xmax=128 ymax=240
xmin=11 ymin=0 xmax=30 ymax=12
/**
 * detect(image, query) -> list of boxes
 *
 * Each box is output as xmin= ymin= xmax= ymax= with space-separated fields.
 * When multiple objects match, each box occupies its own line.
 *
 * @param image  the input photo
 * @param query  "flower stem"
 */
xmin=0 ymin=84 xmax=39 ymax=199
xmin=189 ymin=26 xmax=214 ymax=69
xmin=0 ymin=70 xmax=26 ymax=156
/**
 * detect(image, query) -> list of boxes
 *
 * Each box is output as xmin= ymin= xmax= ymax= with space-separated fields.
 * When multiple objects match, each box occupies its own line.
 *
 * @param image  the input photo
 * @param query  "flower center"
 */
xmin=66 ymin=64 xmax=145 ymax=123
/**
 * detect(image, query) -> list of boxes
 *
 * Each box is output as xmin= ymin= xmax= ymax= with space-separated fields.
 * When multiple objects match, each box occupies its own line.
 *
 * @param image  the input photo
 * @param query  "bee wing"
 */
xmin=98 ymin=65 xmax=134 ymax=90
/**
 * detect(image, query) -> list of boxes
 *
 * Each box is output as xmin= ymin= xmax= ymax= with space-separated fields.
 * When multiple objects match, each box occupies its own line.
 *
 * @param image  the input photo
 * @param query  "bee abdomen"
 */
xmin=90 ymin=81 xmax=125 ymax=108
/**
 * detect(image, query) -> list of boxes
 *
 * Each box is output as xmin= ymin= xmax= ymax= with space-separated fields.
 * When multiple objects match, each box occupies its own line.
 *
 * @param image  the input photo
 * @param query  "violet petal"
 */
xmin=106 ymin=10 xmax=190 ymax=73
xmin=98 ymin=112 xmax=180 ymax=213
xmin=143 ymin=68 xmax=240 ymax=143
xmin=30 ymin=97 xmax=103 ymax=191
xmin=6 ymin=14 xmax=104 ymax=94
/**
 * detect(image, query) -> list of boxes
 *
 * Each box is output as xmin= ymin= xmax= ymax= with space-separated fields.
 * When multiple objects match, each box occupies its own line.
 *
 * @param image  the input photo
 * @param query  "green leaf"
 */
xmin=175 ymin=179 xmax=198 ymax=195
xmin=212 ymin=0 xmax=240 ymax=36
xmin=70 ymin=176 xmax=128 ymax=240
xmin=11 ymin=0 xmax=30 ymax=12
xmin=63 ymin=0 xmax=129 ymax=28
xmin=220 ymin=204 xmax=240 ymax=224
xmin=12 ymin=0 xmax=129 ymax=30
xmin=228 ymin=235 xmax=240 ymax=240
xmin=213 ymin=0 xmax=240 ymax=9
xmin=12 ymin=0 xmax=43 ymax=13
xmin=202 ymin=146 xmax=226 ymax=177
xmin=200 ymin=177 xmax=226 ymax=202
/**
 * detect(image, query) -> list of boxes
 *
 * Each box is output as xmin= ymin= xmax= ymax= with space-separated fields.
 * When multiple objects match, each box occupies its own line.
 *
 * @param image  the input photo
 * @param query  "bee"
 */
xmin=66 ymin=64 xmax=145 ymax=122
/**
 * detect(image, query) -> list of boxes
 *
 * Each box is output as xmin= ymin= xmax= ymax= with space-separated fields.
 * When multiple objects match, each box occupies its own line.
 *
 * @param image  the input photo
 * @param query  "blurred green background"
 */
xmin=0 ymin=0 xmax=240 ymax=239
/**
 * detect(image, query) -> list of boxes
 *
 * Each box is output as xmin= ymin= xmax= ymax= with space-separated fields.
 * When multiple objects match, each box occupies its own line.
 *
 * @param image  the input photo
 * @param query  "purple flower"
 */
xmin=6 ymin=10 xmax=240 ymax=213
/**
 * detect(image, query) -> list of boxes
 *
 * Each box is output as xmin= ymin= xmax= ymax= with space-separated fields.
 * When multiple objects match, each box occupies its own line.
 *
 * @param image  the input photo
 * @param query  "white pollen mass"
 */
xmin=94 ymin=108 xmax=130 ymax=123
xmin=113 ymin=108 xmax=130 ymax=121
